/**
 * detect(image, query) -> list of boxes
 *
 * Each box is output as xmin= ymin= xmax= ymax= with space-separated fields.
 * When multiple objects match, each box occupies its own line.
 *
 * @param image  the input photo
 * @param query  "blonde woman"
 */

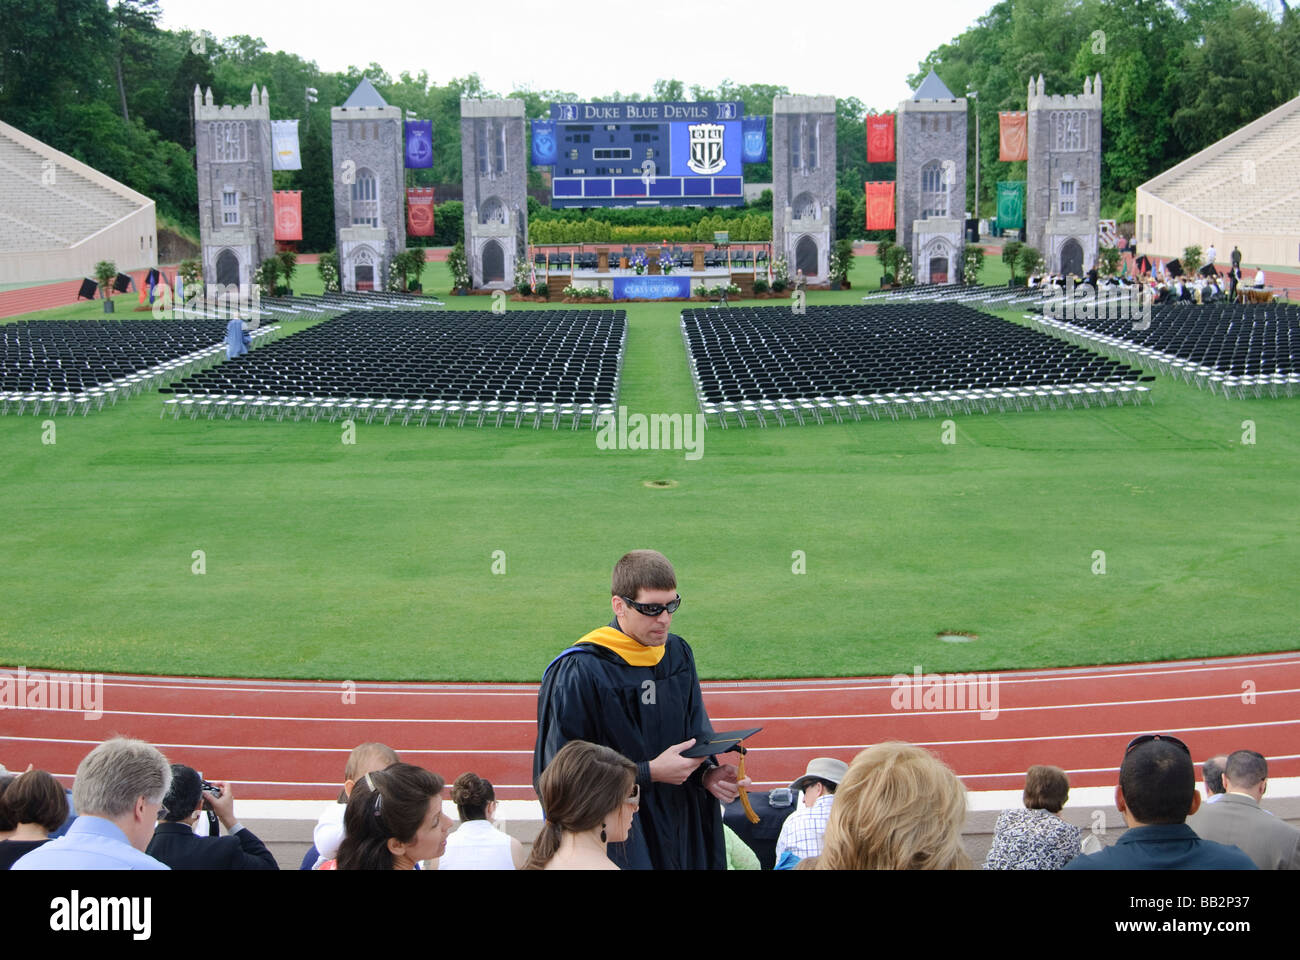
xmin=804 ymin=741 xmax=970 ymax=870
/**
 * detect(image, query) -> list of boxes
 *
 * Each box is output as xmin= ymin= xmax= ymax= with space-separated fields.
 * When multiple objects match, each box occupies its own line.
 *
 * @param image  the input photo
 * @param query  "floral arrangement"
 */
xmin=658 ymin=254 xmax=674 ymax=275
xmin=630 ymin=253 xmax=648 ymax=275
xmin=896 ymin=251 xmax=914 ymax=286
xmin=963 ymin=246 xmax=985 ymax=285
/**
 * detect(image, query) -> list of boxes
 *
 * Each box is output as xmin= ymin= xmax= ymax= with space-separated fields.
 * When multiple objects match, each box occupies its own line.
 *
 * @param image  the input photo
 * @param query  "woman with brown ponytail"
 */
xmin=433 ymin=772 xmax=525 ymax=870
xmin=524 ymin=740 xmax=639 ymax=870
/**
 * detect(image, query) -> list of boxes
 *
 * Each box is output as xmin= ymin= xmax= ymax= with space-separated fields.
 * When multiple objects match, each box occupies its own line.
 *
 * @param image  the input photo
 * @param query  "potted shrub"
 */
xmin=255 ymin=257 xmax=280 ymax=298
xmin=178 ymin=258 xmax=202 ymax=299
xmin=1017 ymin=245 xmax=1042 ymax=285
xmin=277 ymin=250 xmax=298 ymax=296
xmin=317 ymin=251 xmax=340 ymax=293
xmin=771 ymin=256 xmax=789 ymax=294
xmin=830 ymin=238 xmax=853 ymax=289
xmin=407 ymin=247 xmax=426 ymax=292
xmin=94 ymin=260 xmax=117 ymax=313
xmin=753 ymin=276 xmax=769 ymax=295
xmin=1002 ymin=241 xmax=1024 ymax=286
xmin=963 ymin=246 xmax=985 ymax=285
xmin=447 ymin=241 xmax=470 ymax=294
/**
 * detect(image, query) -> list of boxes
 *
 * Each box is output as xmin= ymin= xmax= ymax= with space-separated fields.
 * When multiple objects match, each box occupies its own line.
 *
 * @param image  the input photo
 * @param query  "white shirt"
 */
xmin=775 ymin=794 xmax=834 ymax=862
xmin=437 ymin=819 xmax=515 ymax=870
xmin=313 ymin=803 xmax=346 ymax=862
xmin=1206 ymin=246 xmax=1216 ymax=263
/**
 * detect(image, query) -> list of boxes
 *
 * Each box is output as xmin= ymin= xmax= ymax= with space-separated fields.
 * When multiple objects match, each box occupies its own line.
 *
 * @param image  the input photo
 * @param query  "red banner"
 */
xmin=406 ymin=187 xmax=435 ymax=237
xmin=865 ymin=182 xmax=895 ymax=231
xmin=999 ymin=112 xmax=1027 ymax=162
xmin=866 ymin=114 xmax=895 ymax=163
xmin=272 ymin=190 xmax=301 ymax=241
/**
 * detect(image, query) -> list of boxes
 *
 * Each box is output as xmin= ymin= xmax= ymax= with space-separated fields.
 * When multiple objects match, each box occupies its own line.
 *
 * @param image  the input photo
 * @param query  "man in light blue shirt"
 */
xmin=13 ymin=737 xmax=171 ymax=870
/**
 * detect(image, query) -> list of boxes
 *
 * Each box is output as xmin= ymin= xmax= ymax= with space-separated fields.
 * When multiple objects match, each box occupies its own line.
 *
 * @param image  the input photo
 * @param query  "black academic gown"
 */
xmin=533 ymin=623 xmax=725 ymax=870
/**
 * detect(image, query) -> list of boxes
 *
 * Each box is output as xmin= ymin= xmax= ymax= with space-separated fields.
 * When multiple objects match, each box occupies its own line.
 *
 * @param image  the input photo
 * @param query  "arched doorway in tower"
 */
xmin=482 ymin=240 xmax=505 ymax=283
xmin=795 ymin=236 xmax=818 ymax=278
xmin=1060 ymin=238 xmax=1084 ymax=277
xmin=215 ymin=249 xmax=240 ymax=287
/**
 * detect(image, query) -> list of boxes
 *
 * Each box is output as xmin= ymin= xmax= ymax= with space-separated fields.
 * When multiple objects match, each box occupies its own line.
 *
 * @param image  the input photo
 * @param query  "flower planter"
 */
xmin=102 ymin=299 xmax=114 ymax=313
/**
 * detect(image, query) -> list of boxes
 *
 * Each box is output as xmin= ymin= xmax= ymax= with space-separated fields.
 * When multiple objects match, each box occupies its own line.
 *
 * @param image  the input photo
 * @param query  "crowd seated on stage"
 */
xmin=1028 ymin=260 xmax=1274 ymax=305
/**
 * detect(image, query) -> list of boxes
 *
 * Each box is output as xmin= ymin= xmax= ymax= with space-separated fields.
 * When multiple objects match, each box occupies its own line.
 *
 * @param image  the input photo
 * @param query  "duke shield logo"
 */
xmin=557 ymin=104 xmax=577 ymax=121
xmin=745 ymin=130 xmax=763 ymax=158
xmin=687 ymin=123 xmax=726 ymax=175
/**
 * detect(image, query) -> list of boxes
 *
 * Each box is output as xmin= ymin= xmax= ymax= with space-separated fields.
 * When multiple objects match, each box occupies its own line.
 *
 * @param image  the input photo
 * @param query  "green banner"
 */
xmin=997 ymin=181 xmax=1025 ymax=229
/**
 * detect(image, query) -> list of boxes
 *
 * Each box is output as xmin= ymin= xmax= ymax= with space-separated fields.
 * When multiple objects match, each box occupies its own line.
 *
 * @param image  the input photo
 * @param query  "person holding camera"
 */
xmin=146 ymin=765 xmax=278 ymax=870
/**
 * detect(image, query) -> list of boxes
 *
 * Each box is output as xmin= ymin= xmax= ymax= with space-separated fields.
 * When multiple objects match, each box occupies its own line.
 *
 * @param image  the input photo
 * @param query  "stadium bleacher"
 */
xmin=1031 ymin=301 xmax=1300 ymax=398
xmin=681 ymin=304 xmax=1153 ymax=426
xmin=0 ymin=318 xmax=280 ymax=416
xmin=159 ymin=309 xmax=627 ymax=428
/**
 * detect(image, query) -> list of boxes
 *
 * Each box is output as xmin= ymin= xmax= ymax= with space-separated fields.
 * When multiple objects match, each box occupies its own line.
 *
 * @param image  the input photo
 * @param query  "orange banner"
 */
xmin=273 ymin=190 xmax=302 ymax=241
xmin=999 ymin=112 xmax=1027 ymax=162
xmin=865 ymin=182 xmax=895 ymax=231
xmin=866 ymin=114 xmax=895 ymax=163
xmin=407 ymin=187 xmax=435 ymax=237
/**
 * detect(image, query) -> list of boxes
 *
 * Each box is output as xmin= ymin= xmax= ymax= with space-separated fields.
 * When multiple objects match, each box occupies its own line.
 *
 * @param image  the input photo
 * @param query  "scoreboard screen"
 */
xmin=532 ymin=102 xmax=766 ymax=208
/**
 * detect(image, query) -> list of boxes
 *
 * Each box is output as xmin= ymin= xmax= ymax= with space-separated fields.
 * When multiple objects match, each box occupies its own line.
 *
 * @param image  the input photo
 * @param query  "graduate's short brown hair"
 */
xmin=2 ymin=770 xmax=69 ymax=833
xmin=611 ymin=550 xmax=676 ymax=599
xmin=1023 ymin=765 xmax=1070 ymax=813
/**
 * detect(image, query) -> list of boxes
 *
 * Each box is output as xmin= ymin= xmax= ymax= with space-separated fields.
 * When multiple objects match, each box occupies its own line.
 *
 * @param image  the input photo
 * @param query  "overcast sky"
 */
xmin=157 ymin=0 xmax=998 ymax=110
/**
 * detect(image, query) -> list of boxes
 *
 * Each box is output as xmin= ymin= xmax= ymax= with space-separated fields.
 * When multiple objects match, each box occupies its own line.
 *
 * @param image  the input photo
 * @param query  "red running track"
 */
xmin=2 ymin=653 xmax=1297 ymax=801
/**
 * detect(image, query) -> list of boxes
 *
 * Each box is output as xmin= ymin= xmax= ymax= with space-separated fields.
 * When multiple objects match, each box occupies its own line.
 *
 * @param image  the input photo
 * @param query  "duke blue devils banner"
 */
xmin=997 ymin=181 xmax=1025 ymax=229
xmin=404 ymin=120 xmax=433 ymax=168
xmin=271 ymin=120 xmax=301 ymax=170
xmin=741 ymin=116 xmax=767 ymax=163
xmin=531 ymin=120 xmax=558 ymax=166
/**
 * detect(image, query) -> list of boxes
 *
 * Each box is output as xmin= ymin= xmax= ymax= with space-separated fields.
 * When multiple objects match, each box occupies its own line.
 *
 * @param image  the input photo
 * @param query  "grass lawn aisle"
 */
xmin=0 ymin=256 xmax=1296 ymax=680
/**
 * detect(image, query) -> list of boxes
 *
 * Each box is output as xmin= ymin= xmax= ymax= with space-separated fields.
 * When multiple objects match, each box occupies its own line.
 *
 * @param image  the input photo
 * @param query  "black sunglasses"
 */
xmin=620 ymin=595 xmax=681 ymax=617
xmin=1125 ymin=734 xmax=1190 ymax=756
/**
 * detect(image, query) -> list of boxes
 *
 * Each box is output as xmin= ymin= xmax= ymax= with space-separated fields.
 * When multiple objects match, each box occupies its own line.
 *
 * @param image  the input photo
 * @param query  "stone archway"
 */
xmin=1060 ymin=238 xmax=1084 ymax=277
xmin=795 ymin=235 xmax=818 ymax=277
xmin=216 ymin=249 xmax=240 ymax=286
xmin=482 ymin=239 xmax=505 ymax=283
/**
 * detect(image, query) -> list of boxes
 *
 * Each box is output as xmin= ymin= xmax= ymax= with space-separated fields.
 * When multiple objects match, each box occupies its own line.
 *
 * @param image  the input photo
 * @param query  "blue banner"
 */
xmin=669 ymin=121 xmax=741 ymax=178
xmin=531 ymin=120 xmax=557 ymax=166
xmin=742 ymin=116 xmax=767 ymax=163
xmin=404 ymin=120 xmax=433 ymax=168
xmin=613 ymin=276 xmax=692 ymax=300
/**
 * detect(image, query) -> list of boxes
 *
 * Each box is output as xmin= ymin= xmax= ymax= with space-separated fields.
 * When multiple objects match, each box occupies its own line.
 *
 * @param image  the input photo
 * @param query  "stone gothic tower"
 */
xmin=1026 ymin=74 xmax=1102 ymax=276
xmin=772 ymin=96 xmax=836 ymax=281
xmin=194 ymin=84 xmax=275 ymax=292
xmin=895 ymin=70 xmax=967 ymax=284
xmin=459 ymin=99 xmax=528 ymax=290
xmin=331 ymin=78 xmax=406 ymax=292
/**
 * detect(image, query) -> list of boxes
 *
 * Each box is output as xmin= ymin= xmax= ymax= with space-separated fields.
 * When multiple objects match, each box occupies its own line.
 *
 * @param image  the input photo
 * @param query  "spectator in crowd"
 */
xmin=0 ymin=770 xmax=16 ymax=840
xmin=312 ymin=742 xmax=400 ymax=869
xmin=803 ymin=742 xmax=970 ymax=870
xmin=145 ymin=766 xmax=277 ymax=870
xmin=1202 ymin=754 xmax=1229 ymax=802
xmin=1065 ymin=735 xmax=1256 ymax=870
xmin=1188 ymin=750 xmax=1300 ymax=869
xmin=984 ymin=765 xmax=1083 ymax=870
xmin=336 ymin=763 xmax=449 ymax=870
xmin=534 ymin=550 xmax=746 ymax=870
xmin=1205 ymin=243 xmax=1217 ymax=271
xmin=1231 ymin=245 xmax=1242 ymax=269
xmin=773 ymin=757 xmax=847 ymax=869
xmin=13 ymin=737 xmax=170 ymax=870
xmin=723 ymin=821 xmax=760 ymax=870
xmin=0 ymin=770 xmax=68 ymax=869
xmin=524 ymin=740 xmax=639 ymax=871
xmin=431 ymin=772 xmax=525 ymax=870
xmin=1252 ymin=268 xmax=1266 ymax=289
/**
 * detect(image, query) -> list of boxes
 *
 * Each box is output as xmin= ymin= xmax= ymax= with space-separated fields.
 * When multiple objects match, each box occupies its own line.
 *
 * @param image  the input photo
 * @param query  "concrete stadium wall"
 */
xmin=1135 ymin=189 xmax=1298 ymax=268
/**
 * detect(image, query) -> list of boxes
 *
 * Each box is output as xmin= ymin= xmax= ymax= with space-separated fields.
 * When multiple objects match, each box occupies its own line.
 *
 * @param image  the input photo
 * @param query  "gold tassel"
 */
xmin=738 ymin=750 xmax=759 ymax=824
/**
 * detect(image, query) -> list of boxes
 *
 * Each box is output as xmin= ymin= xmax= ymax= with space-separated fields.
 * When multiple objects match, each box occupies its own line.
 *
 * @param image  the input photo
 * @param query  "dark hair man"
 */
xmin=1065 ymin=735 xmax=1256 ymax=870
xmin=533 ymin=550 xmax=747 ymax=869
xmin=1188 ymin=750 xmax=1300 ymax=870
xmin=146 ymin=765 xmax=278 ymax=870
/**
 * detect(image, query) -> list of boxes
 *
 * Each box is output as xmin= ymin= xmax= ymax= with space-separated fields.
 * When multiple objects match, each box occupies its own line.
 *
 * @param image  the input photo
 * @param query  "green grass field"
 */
xmin=1 ymin=255 xmax=1296 ymax=681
